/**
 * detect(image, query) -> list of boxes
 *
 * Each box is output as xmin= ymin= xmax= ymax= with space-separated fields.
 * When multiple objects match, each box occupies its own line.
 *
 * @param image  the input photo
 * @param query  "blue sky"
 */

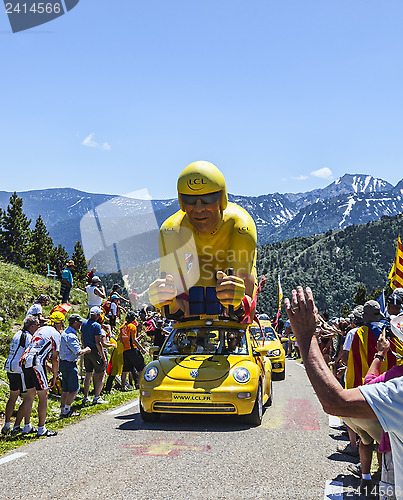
xmin=1 ymin=0 xmax=402 ymax=200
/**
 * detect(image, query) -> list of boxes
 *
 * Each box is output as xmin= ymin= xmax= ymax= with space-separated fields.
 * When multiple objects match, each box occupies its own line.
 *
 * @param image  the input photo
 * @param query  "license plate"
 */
xmin=172 ymin=393 xmax=212 ymax=403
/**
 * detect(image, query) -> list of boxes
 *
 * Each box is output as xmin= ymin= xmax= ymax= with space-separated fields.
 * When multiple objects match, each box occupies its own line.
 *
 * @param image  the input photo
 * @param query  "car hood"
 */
xmin=159 ymin=354 xmax=237 ymax=381
xmin=258 ymin=339 xmax=282 ymax=351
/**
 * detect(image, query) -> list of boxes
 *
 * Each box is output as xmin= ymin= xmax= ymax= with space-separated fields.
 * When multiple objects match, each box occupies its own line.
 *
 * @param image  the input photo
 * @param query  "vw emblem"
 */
xmin=190 ymin=370 xmax=199 ymax=378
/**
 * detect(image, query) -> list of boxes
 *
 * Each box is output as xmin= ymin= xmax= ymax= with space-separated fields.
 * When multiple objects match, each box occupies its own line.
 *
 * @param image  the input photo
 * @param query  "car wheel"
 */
xmin=139 ymin=400 xmax=160 ymax=422
xmin=244 ymin=383 xmax=263 ymax=426
xmin=273 ymin=368 xmax=286 ymax=381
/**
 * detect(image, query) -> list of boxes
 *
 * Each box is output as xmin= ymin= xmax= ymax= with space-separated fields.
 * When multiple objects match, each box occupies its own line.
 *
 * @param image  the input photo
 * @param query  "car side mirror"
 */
xmin=254 ymin=346 xmax=269 ymax=356
xmin=149 ymin=346 xmax=160 ymax=356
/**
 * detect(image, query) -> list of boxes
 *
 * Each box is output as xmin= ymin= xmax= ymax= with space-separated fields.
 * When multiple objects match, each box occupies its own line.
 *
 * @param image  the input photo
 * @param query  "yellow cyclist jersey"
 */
xmin=158 ymin=202 xmax=257 ymax=294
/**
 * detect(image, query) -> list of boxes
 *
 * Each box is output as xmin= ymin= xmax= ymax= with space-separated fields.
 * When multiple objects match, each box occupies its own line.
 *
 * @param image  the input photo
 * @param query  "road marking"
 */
xmin=108 ymin=399 xmax=139 ymax=415
xmin=261 ymin=398 xmax=285 ymax=429
xmin=0 ymin=452 xmax=27 ymax=465
xmin=262 ymin=398 xmax=321 ymax=430
xmin=329 ymin=415 xmax=344 ymax=429
xmin=324 ymin=479 xmax=344 ymax=499
xmin=123 ymin=439 xmax=211 ymax=457
xmin=285 ymin=398 xmax=321 ymax=430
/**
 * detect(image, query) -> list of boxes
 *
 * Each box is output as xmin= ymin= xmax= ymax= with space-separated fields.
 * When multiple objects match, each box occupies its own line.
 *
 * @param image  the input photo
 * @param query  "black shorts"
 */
xmin=7 ymin=372 xmax=26 ymax=393
xmin=84 ymin=348 xmax=105 ymax=373
xmin=122 ymin=349 xmax=145 ymax=373
xmin=22 ymin=365 xmax=48 ymax=391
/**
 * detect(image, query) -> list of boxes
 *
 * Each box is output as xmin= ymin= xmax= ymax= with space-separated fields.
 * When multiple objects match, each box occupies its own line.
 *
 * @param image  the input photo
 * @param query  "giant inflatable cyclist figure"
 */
xmin=148 ymin=161 xmax=258 ymax=322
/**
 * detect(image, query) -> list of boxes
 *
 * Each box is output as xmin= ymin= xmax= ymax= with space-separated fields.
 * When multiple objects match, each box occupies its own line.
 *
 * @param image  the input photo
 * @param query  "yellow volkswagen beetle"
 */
xmin=140 ymin=318 xmax=272 ymax=426
xmin=249 ymin=320 xmax=286 ymax=380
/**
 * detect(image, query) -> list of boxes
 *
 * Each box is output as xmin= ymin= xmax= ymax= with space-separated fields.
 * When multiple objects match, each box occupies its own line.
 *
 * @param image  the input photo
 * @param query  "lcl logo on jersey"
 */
xmin=238 ymin=227 xmax=249 ymax=234
xmin=187 ymin=178 xmax=207 ymax=191
xmin=4 ymin=0 xmax=80 ymax=33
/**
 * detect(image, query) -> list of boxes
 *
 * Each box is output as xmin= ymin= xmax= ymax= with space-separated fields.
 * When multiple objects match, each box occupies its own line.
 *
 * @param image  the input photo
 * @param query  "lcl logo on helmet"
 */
xmin=4 ymin=0 xmax=79 ymax=33
xmin=186 ymin=178 xmax=207 ymax=191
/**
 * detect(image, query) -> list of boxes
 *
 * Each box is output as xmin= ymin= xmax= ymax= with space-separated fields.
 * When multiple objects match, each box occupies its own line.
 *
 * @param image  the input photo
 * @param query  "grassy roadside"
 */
xmin=0 ymin=260 xmax=149 ymax=456
xmin=0 ymin=261 xmax=88 ymax=339
xmin=0 ymin=388 xmax=139 ymax=456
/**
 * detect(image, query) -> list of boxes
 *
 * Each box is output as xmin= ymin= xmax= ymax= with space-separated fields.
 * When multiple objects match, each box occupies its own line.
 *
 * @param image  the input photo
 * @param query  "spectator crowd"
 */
xmin=284 ymin=287 xmax=403 ymax=500
xmin=2 ymin=274 xmax=171 ymax=439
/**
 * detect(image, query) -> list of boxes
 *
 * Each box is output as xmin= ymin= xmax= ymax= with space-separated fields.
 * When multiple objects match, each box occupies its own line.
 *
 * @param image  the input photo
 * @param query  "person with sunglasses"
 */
xmin=148 ymin=161 xmax=257 ymax=321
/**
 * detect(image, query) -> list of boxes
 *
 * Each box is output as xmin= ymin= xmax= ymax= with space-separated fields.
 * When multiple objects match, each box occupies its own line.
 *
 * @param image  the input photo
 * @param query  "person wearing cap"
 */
xmin=285 ymin=287 xmax=403 ymax=500
xmin=19 ymin=313 xmax=63 ymax=437
xmin=81 ymin=306 xmax=108 ymax=405
xmin=59 ymin=314 xmax=91 ymax=417
xmin=345 ymin=301 xmax=397 ymax=390
xmin=108 ymin=295 xmax=120 ymax=330
xmin=2 ymin=315 xmax=40 ymax=437
xmin=85 ymin=275 xmax=106 ymax=313
xmin=60 ymin=260 xmax=75 ymax=304
xmin=333 ymin=306 xmax=364 ymax=458
xmin=25 ymin=294 xmax=49 ymax=325
xmin=386 ymin=293 xmax=403 ymax=318
xmin=148 ymin=161 xmax=257 ymax=321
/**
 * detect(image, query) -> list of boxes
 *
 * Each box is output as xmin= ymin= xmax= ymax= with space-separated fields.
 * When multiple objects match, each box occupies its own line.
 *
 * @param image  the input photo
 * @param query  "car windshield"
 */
xmin=161 ymin=327 xmax=249 ymax=355
xmin=250 ymin=326 xmax=278 ymax=342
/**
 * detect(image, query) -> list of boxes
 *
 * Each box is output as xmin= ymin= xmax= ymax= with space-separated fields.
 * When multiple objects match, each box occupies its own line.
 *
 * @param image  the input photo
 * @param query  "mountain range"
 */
xmin=1 ymin=173 xmax=402 ymax=259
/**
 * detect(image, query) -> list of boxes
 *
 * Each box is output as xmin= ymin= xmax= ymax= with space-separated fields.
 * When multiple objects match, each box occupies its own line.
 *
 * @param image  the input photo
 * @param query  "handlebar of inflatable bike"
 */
xmin=160 ymin=269 xmax=238 ymax=321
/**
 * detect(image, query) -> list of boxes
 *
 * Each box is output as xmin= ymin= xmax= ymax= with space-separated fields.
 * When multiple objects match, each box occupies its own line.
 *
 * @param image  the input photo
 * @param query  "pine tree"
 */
xmin=0 ymin=208 xmax=4 ymax=259
xmin=27 ymin=215 xmax=54 ymax=275
xmin=366 ymin=286 xmax=383 ymax=302
xmin=353 ymin=284 xmax=367 ymax=306
xmin=0 ymin=192 xmax=31 ymax=267
xmin=340 ymin=303 xmax=351 ymax=318
xmin=71 ymin=240 xmax=87 ymax=287
xmin=50 ymin=244 xmax=69 ymax=277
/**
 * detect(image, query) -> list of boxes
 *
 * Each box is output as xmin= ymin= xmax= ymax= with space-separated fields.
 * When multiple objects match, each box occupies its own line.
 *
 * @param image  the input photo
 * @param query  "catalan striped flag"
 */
xmin=345 ymin=323 xmax=397 ymax=389
xmin=388 ymin=236 xmax=403 ymax=290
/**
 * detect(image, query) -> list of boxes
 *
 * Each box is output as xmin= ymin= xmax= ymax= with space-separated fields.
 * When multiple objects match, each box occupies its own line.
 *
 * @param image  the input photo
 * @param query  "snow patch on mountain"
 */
xmin=339 ymin=196 xmax=358 ymax=227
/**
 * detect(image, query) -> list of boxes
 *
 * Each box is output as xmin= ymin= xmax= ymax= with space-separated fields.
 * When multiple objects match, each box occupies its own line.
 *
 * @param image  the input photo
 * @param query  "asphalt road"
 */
xmin=0 ymin=359 xmax=364 ymax=500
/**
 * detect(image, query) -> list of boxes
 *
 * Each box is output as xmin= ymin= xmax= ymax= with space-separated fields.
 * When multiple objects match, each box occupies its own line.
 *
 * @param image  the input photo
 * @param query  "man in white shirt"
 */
xmin=85 ymin=276 xmax=106 ymax=313
xmin=20 ymin=320 xmax=62 ymax=437
xmin=25 ymin=294 xmax=49 ymax=324
xmin=2 ymin=315 xmax=40 ymax=436
xmin=285 ymin=287 xmax=403 ymax=500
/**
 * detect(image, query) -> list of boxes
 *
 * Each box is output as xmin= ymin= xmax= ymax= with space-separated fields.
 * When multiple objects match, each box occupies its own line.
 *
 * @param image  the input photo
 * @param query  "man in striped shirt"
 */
xmin=20 ymin=316 xmax=62 ymax=437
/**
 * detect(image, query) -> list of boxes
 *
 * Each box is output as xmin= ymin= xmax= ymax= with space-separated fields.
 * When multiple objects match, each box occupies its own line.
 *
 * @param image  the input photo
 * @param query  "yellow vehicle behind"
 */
xmin=250 ymin=320 xmax=286 ymax=380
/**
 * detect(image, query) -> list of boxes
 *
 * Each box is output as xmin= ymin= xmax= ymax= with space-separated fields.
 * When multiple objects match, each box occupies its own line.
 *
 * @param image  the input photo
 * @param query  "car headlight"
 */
xmin=267 ymin=349 xmax=281 ymax=357
xmin=144 ymin=366 xmax=159 ymax=382
xmin=233 ymin=367 xmax=251 ymax=383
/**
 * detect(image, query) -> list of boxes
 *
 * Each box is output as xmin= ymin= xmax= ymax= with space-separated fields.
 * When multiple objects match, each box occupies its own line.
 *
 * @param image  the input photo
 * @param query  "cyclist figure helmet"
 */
xmin=177 ymin=161 xmax=228 ymax=212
